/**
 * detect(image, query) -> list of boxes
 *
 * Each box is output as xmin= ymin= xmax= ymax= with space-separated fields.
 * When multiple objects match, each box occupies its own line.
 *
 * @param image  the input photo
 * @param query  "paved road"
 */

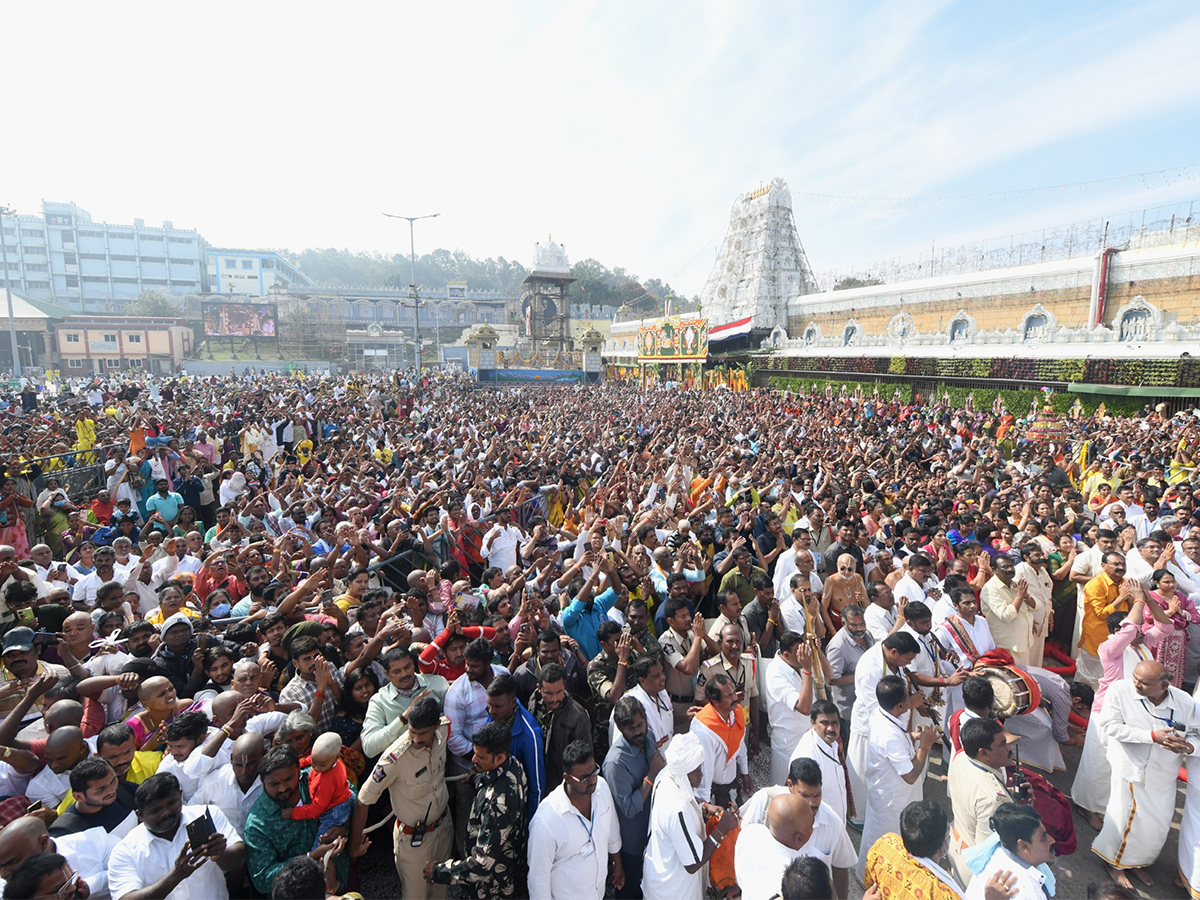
xmin=355 ymin=735 xmax=1191 ymax=899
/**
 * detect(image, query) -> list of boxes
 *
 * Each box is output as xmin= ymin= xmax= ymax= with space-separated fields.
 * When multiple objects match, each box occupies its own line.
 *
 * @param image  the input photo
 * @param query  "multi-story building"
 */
xmin=0 ymin=202 xmax=210 ymax=310
xmin=206 ymin=249 xmax=313 ymax=297
xmin=54 ymin=316 xmax=194 ymax=375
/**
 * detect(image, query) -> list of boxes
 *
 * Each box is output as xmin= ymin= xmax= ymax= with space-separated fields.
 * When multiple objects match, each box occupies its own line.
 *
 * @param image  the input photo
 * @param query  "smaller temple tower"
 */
xmin=515 ymin=237 xmax=576 ymax=355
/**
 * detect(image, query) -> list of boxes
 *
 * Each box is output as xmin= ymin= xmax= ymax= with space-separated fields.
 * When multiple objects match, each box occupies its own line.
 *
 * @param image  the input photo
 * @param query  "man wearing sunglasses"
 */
xmin=1 ymin=852 xmax=88 ymax=900
xmin=527 ymin=740 xmax=623 ymax=900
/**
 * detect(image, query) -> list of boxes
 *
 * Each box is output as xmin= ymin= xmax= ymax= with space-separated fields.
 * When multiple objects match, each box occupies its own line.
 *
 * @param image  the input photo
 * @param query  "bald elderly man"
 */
xmin=1093 ymin=660 xmax=1200 ymax=890
xmin=736 ymin=793 xmax=817 ymax=900
xmin=26 ymin=727 xmax=89 ymax=808
xmin=0 ymin=815 xmax=109 ymax=898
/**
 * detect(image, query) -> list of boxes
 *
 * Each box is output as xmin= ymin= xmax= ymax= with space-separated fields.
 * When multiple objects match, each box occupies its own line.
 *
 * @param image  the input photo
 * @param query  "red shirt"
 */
xmin=418 ymin=625 xmax=497 ymax=682
xmin=291 ymin=756 xmax=351 ymax=819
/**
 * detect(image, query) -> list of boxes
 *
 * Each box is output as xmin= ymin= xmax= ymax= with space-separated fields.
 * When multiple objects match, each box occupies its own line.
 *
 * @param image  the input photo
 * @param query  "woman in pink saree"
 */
xmin=1144 ymin=568 xmax=1200 ymax=686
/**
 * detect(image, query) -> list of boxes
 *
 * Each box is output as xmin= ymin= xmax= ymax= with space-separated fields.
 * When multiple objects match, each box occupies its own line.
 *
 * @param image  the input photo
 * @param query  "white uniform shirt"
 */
xmin=765 ymin=655 xmax=811 ymax=756
xmin=108 ymin=804 xmax=240 ymax=900
xmin=527 ymin=778 xmax=622 ymax=900
xmin=642 ymin=777 xmax=706 ymax=900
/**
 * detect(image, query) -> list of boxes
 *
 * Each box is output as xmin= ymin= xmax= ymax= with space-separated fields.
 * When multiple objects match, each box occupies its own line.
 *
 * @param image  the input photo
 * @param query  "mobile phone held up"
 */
xmin=186 ymin=809 xmax=217 ymax=851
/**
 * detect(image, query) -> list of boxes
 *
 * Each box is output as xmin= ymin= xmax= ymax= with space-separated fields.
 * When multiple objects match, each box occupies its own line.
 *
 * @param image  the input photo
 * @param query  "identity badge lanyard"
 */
xmin=1140 ymin=699 xmax=1176 ymax=729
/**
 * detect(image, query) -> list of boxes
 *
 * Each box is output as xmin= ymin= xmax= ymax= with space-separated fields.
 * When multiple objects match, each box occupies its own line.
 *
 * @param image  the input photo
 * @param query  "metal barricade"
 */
xmin=15 ymin=444 xmax=123 ymax=549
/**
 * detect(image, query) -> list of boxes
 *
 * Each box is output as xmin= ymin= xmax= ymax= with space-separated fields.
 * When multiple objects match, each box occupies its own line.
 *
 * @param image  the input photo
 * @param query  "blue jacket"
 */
xmin=492 ymin=701 xmax=545 ymax=828
xmin=559 ymin=587 xmax=618 ymax=659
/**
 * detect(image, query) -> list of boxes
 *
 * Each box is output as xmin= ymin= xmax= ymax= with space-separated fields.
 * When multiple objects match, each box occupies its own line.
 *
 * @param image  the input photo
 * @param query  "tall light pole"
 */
xmin=383 ymin=212 xmax=439 ymax=377
xmin=0 ymin=207 xmax=22 ymax=377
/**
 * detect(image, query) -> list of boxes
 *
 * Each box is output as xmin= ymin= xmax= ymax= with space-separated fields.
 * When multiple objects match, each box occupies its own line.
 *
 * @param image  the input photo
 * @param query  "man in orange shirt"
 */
xmin=1079 ymin=552 xmax=1130 ymax=686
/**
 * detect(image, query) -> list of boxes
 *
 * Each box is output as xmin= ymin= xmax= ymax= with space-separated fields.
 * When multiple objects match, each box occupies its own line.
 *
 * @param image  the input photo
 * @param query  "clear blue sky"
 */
xmin=6 ymin=1 xmax=1200 ymax=300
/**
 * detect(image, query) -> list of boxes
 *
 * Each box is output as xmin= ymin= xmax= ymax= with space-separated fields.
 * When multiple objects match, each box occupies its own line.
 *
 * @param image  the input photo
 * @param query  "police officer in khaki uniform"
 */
xmin=659 ymin=596 xmax=705 ymax=733
xmin=349 ymin=695 xmax=452 ymax=900
xmin=695 ymin=622 xmax=759 ymax=752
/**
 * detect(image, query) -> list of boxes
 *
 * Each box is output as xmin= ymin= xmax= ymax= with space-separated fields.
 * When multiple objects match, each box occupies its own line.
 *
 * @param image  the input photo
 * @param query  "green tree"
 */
xmin=127 ymin=289 xmax=181 ymax=316
xmin=833 ymin=275 xmax=884 ymax=291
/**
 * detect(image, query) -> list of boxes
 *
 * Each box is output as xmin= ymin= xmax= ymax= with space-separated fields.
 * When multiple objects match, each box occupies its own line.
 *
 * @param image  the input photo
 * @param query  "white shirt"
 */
xmin=765 ymin=655 xmax=811 ymax=756
xmin=850 ymin=643 xmax=897 ymax=737
xmin=963 ymin=845 xmax=1048 ymax=900
xmin=158 ymin=751 xmax=220 ymax=803
xmin=108 ymin=804 xmax=239 ymax=900
xmin=772 ymin=551 xmax=822 ymax=600
xmin=864 ymin=707 xmax=919 ymax=817
xmin=624 ymin=684 xmax=674 ymax=751
xmin=690 ymin=709 xmax=749 ymax=801
xmin=799 ymin=801 xmax=857 ymax=872
xmin=735 ymin=822 xmax=801 ymax=900
xmin=191 ymin=763 xmax=263 ymax=832
xmin=935 ymin=615 xmax=995 ymax=662
xmin=74 ymin=570 xmax=117 ymax=609
xmin=483 ymin=523 xmax=525 ymax=571
xmin=894 ymin=572 xmax=927 ymax=607
xmin=790 ymin=729 xmax=847 ymax=821
xmin=26 ymin=765 xmax=71 ymax=807
xmin=55 ymin=827 xmax=114 ymax=900
xmin=527 ymin=778 xmax=622 ymax=900
xmin=863 ymin=603 xmax=896 ymax=642
xmin=642 ymin=775 xmax=706 ymax=900
xmin=778 ymin=595 xmax=808 ymax=637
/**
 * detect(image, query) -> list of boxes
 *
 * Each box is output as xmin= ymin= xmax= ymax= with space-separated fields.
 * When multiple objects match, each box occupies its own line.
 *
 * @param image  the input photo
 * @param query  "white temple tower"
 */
xmin=698 ymin=178 xmax=818 ymax=335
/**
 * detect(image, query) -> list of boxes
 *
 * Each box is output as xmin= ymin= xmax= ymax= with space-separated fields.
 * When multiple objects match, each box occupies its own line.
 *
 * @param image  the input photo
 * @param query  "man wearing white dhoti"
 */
xmin=856 ymin=675 xmax=937 ymax=879
xmin=847 ymin=632 xmax=920 ymax=827
xmin=1178 ymin=678 xmax=1200 ymax=898
xmin=1071 ymin=593 xmax=1170 ymax=829
xmin=1092 ymin=661 xmax=1200 ymax=890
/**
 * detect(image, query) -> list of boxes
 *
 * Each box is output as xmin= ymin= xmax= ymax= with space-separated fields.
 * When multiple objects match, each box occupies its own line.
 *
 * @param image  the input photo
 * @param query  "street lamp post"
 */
xmin=0 ymin=207 xmax=23 ymax=377
xmin=382 ymin=212 xmax=439 ymax=377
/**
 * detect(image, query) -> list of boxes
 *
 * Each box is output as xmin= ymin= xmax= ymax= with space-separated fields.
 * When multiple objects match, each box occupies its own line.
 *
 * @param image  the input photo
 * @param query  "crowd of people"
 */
xmin=0 ymin=369 xmax=1196 ymax=900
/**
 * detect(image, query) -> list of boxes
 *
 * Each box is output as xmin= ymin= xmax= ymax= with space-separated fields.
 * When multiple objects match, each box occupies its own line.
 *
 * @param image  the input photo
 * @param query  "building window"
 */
xmin=24 ymin=264 xmax=47 ymax=273
xmin=106 ymin=359 xmax=122 ymax=369
xmin=65 ymin=333 xmax=81 ymax=343
xmin=65 ymin=276 xmax=79 ymax=288
xmin=26 ymin=281 xmax=49 ymax=289
xmin=127 ymin=334 xmax=142 ymax=343
xmin=261 ymin=259 xmax=274 ymax=269
xmin=241 ymin=260 xmax=255 ymax=269
xmin=224 ymin=258 xmax=237 ymax=268
xmin=20 ymin=230 xmax=43 ymax=240
xmin=103 ymin=333 xmax=117 ymax=343
xmin=67 ymin=359 xmax=84 ymax=369
xmin=128 ymin=358 xmax=143 ymax=369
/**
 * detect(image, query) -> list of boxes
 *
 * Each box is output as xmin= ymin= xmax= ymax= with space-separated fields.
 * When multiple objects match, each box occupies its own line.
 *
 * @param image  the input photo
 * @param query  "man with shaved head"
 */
xmin=735 ymin=792 xmax=817 ymax=900
xmin=25 ymin=726 xmax=88 ymax=808
xmin=193 ymin=732 xmax=266 ymax=831
xmin=1093 ymin=660 xmax=1200 ymax=889
xmin=0 ymin=815 xmax=109 ymax=897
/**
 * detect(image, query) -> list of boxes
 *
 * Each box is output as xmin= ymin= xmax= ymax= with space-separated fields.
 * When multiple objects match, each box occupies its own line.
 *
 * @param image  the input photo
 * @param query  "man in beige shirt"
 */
xmin=979 ymin=557 xmax=1036 ymax=666
xmin=947 ymin=717 xmax=1018 ymax=885
xmin=1014 ymin=544 xmax=1053 ymax=667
